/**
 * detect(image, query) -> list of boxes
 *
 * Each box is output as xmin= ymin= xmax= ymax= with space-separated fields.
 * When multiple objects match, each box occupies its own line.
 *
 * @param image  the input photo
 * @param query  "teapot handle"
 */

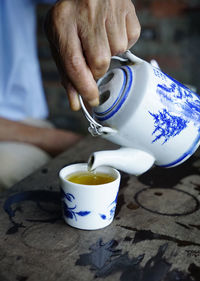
xmin=112 ymin=50 xmax=159 ymax=67
xmin=79 ymin=96 xmax=117 ymax=136
xmin=112 ymin=50 xmax=145 ymax=64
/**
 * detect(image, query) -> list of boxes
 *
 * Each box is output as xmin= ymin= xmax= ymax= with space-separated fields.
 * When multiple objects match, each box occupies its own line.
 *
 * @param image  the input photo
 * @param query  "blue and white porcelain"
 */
xmin=59 ymin=163 xmax=120 ymax=230
xmin=81 ymin=51 xmax=200 ymax=175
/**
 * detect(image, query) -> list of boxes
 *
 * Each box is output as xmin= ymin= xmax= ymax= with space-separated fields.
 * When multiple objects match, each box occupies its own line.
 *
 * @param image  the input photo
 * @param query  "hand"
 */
xmin=45 ymin=0 xmax=141 ymax=110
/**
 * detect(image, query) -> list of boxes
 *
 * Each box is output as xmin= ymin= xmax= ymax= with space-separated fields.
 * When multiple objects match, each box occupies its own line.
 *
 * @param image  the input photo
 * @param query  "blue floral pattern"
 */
xmin=61 ymin=188 xmax=118 ymax=222
xmin=149 ymin=109 xmax=188 ymax=144
xmin=150 ymin=68 xmax=200 ymax=144
xmin=61 ymin=189 xmax=91 ymax=221
xmin=156 ymin=81 xmax=200 ymax=125
xmin=99 ymin=191 xmax=118 ymax=221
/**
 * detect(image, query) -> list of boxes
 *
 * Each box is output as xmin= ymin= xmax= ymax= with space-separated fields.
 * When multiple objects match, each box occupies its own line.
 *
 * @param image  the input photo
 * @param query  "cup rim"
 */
xmin=59 ymin=163 xmax=120 ymax=187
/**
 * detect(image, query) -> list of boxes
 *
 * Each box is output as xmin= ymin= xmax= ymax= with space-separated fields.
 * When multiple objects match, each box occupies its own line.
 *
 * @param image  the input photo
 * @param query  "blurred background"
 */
xmin=36 ymin=0 xmax=200 ymax=134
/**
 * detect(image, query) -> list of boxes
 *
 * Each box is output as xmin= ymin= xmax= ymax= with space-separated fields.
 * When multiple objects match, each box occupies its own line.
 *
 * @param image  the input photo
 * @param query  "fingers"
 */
xmin=66 ymin=82 xmax=80 ymax=111
xmin=105 ymin=0 xmax=141 ymax=55
xmin=77 ymin=0 xmax=111 ymax=81
xmin=62 ymin=27 xmax=100 ymax=106
xmin=45 ymin=1 xmax=99 ymax=110
xmin=106 ymin=19 xmax=128 ymax=56
xmin=126 ymin=7 xmax=141 ymax=50
xmin=45 ymin=15 xmax=82 ymax=111
xmin=105 ymin=4 xmax=128 ymax=55
xmin=45 ymin=0 xmax=141 ymax=111
xmin=79 ymin=19 xmax=111 ymax=81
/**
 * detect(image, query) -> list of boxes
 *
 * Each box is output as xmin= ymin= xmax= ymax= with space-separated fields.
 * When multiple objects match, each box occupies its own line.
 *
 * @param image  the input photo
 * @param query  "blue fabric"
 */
xmin=0 ymin=0 xmax=56 ymax=121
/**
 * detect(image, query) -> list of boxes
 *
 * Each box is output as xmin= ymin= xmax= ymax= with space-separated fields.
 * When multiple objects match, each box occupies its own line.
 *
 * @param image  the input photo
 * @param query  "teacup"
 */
xmin=59 ymin=163 xmax=121 ymax=230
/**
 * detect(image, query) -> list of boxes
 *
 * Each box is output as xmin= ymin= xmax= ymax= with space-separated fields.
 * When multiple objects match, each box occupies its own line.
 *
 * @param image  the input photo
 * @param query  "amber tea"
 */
xmin=66 ymin=171 xmax=115 ymax=185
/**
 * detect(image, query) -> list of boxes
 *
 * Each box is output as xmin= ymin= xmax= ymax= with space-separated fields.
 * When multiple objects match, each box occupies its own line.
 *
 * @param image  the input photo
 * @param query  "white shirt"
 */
xmin=0 ymin=0 xmax=56 ymax=121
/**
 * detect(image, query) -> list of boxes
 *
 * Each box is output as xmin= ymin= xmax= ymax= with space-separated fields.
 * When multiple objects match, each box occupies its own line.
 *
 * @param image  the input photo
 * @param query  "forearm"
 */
xmin=0 ymin=117 xmax=42 ymax=142
xmin=0 ymin=117 xmax=82 ymax=156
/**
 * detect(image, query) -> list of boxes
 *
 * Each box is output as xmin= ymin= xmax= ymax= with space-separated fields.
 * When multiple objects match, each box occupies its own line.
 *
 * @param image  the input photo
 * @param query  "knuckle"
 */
xmin=53 ymin=1 xmax=68 ymax=15
xmin=111 ymin=41 xmax=128 ymax=56
xmin=50 ymin=2 xmax=62 ymax=23
xmin=51 ymin=1 xmax=72 ymax=28
xmin=91 ymin=55 xmax=110 ymax=79
xmin=129 ymin=24 xmax=141 ymax=44
xmin=67 ymin=55 xmax=83 ymax=73
xmin=82 ymin=79 xmax=96 ymax=94
xmin=45 ymin=2 xmax=68 ymax=40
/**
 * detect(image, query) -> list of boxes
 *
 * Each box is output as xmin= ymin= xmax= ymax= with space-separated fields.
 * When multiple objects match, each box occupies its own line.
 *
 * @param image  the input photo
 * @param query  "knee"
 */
xmin=0 ymin=142 xmax=51 ymax=191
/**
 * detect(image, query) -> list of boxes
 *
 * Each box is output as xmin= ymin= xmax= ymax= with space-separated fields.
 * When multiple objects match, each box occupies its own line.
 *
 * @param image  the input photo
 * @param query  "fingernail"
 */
xmin=70 ymin=94 xmax=81 ymax=111
xmin=72 ymin=101 xmax=81 ymax=111
xmin=89 ymin=98 xmax=99 ymax=107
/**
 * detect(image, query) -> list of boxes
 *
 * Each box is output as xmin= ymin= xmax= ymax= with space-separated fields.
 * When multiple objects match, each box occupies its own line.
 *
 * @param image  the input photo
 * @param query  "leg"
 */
xmin=0 ymin=141 xmax=51 ymax=191
xmin=0 ymin=118 xmax=53 ymax=191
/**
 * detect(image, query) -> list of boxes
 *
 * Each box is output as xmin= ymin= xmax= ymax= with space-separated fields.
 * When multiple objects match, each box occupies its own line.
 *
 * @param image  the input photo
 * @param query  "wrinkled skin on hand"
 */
xmin=45 ymin=0 xmax=141 ymax=110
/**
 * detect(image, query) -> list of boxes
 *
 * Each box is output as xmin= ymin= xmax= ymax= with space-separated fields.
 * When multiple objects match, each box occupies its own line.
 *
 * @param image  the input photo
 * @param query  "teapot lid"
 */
xmin=94 ymin=65 xmax=133 ymax=121
xmin=79 ymin=51 xmax=141 ymax=136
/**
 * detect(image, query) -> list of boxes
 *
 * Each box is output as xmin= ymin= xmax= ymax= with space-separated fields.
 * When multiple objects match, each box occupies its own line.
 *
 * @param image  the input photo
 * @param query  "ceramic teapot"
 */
xmin=80 ymin=51 xmax=200 ymax=175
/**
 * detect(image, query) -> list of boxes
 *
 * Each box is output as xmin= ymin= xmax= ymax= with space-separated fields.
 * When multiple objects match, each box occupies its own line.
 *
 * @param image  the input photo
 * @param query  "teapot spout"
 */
xmin=88 ymin=148 xmax=155 ymax=176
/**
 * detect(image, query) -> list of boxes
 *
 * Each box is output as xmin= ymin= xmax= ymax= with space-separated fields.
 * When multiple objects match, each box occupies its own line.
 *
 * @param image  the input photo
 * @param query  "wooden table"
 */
xmin=0 ymin=136 xmax=200 ymax=281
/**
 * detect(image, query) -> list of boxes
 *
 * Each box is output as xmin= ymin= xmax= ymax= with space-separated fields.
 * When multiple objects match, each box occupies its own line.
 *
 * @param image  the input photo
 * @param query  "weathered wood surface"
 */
xmin=0 ymin=136 xmax=200 ymax=281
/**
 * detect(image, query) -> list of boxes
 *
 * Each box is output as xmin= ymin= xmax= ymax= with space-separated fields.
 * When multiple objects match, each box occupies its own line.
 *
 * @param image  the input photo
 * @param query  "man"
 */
xmin=0 ymin=0 xmax=82 ymax=190
xmin=0 ymin=0 xmax=140 ymax=190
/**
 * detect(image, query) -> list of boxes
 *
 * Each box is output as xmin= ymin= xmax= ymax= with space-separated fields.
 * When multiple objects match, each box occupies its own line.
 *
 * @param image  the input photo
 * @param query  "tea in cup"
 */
xmin=66 ymin=171 xmax=115 ymax=185
xmin=59 ymin=163 xmax=121 ymax=230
